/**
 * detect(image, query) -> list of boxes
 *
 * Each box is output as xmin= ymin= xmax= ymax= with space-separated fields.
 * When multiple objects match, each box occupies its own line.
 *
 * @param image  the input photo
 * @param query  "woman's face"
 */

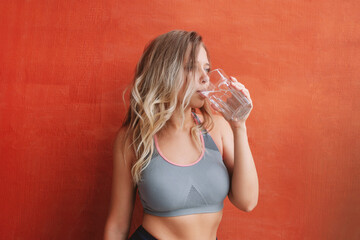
xmin=180 ymin=44 xmax=211 ymax=109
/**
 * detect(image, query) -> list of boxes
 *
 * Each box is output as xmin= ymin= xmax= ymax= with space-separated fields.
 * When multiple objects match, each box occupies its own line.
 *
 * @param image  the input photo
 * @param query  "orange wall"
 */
xmin=1 ymin=1 xmax=359 ymax=239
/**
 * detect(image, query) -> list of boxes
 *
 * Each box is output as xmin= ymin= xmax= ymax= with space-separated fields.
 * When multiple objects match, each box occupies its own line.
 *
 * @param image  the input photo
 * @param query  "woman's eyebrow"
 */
xmin=197 ymin=61 xmax=210 ymax=66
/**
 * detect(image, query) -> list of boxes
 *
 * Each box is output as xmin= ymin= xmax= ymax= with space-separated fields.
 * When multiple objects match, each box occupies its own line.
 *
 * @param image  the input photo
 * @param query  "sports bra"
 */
xmin=137 ymin=113 xmax=230 ymax=217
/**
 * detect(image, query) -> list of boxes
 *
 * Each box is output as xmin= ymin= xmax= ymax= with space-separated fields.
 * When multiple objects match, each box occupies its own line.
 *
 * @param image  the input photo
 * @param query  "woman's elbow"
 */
xmin=236 ymin=199 xmax=257 ymax=212
xmin=229 ymin=193 xmax=258 ymax=212
xmin=242 ymin=201 xmax=258 ymax=212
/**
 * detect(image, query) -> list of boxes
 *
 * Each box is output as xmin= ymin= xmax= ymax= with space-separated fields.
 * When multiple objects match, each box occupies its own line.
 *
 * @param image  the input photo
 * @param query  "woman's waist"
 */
xmin=142 ymin=211 xmax=222 ymax=240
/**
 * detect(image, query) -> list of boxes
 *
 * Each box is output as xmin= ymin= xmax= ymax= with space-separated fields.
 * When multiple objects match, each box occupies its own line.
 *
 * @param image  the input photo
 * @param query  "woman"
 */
xmin=104 ymin=30 xmax=259 ymax=240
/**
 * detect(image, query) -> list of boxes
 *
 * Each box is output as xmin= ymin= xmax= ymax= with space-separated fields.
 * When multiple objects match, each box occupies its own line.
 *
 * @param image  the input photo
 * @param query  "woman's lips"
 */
xmin=197 ymin=90 xmax=207 ymax=98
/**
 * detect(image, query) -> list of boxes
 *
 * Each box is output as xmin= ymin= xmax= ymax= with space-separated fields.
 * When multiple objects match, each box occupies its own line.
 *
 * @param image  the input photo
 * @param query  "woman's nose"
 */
xmin=201 ymin=75 xmax=209 ymax=85
xmin=200 ymin=70 xmax=209 ymax=84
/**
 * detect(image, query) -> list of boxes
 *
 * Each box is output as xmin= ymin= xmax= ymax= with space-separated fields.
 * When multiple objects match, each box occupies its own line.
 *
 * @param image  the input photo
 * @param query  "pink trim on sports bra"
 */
xmin=154 ymin=133 xmax=205 ymax=167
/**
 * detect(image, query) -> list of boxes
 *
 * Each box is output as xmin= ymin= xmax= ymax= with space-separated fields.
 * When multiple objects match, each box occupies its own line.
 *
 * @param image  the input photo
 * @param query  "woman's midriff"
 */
xmin=142 ymin=210 xmax=223 ymax=240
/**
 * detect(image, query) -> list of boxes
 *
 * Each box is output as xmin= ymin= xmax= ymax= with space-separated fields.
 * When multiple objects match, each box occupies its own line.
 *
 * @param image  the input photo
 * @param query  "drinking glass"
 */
xmin=201 ymin=69 xmax=252 ymax=121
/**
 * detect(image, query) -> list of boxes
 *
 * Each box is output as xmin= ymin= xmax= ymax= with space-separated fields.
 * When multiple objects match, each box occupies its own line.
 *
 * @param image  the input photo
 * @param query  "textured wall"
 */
xmin=0 ymin=0 xmax=359 ymax=239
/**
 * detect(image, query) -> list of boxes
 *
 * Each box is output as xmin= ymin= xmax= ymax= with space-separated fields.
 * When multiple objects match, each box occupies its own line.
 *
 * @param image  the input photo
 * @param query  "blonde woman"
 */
xmin=104 ymin=30 xmax=259 ymax=240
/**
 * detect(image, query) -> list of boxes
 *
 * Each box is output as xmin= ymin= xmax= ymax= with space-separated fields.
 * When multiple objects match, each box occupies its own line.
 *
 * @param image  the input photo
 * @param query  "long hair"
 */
xmin=122 ymin=30 xmax=214 ymax=184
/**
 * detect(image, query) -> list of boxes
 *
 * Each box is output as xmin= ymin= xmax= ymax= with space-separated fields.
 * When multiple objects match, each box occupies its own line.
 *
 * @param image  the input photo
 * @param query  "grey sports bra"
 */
xmin=137 ymin=113 xmax=230 ymax=217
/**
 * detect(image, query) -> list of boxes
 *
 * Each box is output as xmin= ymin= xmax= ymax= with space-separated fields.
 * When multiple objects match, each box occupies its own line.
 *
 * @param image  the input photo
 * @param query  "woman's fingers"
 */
xmin=229 ymin=77 xmax=252 ymax=102
xmin=230 ymin=76 xmax=238 ymax=82
xmin=241 ymin=89 xmax=252 ymax=102
xmin=230 ymin=76 xmax=245 ymax=89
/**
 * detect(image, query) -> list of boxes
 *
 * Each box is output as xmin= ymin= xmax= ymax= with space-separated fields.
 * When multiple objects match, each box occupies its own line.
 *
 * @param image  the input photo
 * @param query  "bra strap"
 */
xmin=191 ymin=112 xmax=201 ymax=124
xmin=191 ymin=112 xmax=208 ymax=134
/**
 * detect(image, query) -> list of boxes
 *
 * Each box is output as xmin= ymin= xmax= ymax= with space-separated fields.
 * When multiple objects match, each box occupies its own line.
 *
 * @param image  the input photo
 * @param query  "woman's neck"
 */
xmin=162 ymin=108 xmax=195 ymax=133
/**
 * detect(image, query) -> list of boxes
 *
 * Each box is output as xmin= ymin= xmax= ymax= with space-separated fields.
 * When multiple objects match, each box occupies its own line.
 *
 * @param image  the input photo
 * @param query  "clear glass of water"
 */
xmin=201 ymin=69 xmax=252 ymax=121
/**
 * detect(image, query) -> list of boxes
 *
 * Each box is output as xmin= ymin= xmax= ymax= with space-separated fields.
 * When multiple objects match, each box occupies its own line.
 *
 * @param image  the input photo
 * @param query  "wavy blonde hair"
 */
xmin=122 ymin=30 xmax=214 ymax=184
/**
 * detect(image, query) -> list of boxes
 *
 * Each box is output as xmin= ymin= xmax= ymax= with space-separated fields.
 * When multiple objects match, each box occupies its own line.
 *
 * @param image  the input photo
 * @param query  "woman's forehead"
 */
xmin=197 ymin=46 xmax=209 ymax=64
xmin=183 ymin=44 xmax=209 ymax=65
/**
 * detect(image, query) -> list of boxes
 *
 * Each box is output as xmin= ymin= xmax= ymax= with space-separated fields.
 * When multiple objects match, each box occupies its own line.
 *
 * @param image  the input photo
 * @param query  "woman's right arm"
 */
xmin=104 ymin=128 xmax=137 ymax=240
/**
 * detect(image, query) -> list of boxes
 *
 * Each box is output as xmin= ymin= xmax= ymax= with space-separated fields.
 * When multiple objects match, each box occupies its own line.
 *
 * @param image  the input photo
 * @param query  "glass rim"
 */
xmin=208 ymin=68 xmax=223 ymax=74
xmin=208 ymin=68 xmax=229 ymax=82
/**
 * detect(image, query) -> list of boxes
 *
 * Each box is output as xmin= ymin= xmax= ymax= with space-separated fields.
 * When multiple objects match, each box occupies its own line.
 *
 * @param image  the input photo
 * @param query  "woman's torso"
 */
xmin=142 ymin=211 xmax=222 ymax=240
xmin=137 ymin=113 xmax=228 ymax=239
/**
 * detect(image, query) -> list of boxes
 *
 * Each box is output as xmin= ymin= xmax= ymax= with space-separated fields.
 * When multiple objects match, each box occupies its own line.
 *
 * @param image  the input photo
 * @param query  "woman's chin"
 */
xmin=190 ymin=100 xmax=205 ymax=109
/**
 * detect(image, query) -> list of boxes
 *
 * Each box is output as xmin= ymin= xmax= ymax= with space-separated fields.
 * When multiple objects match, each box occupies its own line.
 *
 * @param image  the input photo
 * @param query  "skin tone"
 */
xmin=104 ymin=44 xmax=259 ymax=240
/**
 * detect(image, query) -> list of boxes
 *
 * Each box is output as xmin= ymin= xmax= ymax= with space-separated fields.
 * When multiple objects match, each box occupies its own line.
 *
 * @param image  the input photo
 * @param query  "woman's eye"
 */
xmin=205 ymin=68 xmax=211 ymax=73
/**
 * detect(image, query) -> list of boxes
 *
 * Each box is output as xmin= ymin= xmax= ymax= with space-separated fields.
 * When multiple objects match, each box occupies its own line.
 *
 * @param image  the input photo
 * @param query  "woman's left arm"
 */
xmin=221 ymin=77 xmax=259 ymax=212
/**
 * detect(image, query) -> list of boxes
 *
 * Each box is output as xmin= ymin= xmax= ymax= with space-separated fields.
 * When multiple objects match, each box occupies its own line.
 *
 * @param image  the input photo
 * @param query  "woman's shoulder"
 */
xmin=113 ymin=126 xmax=137 ymax=164
xmin=114 ymin=127 xmax=127 ymax=145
